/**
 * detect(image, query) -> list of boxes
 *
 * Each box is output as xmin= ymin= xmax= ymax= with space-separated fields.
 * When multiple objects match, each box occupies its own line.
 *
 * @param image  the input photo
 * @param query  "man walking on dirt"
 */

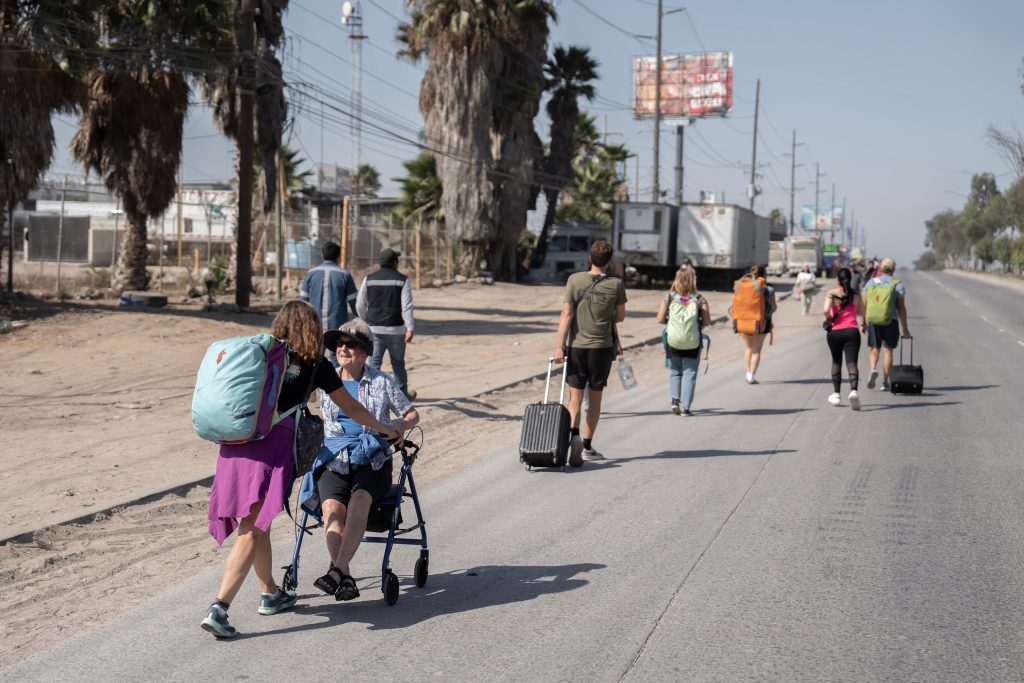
xmin=554 ymin=240 xmax=627 ymax=466
xmin=357 ymin=248 xmax=417 ymax=400
xmin=864 ymin=257 xmax=912 ymax=391
xmin=299 ymin=241 xmax=358 ymax=333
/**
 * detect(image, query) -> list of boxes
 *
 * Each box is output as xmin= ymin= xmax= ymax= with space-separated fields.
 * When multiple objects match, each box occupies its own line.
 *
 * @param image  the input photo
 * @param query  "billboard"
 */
xmin=634 ymin=51 xmax=734 ymax=119
xmin=800 ymin=204 xmax=844 ymax=232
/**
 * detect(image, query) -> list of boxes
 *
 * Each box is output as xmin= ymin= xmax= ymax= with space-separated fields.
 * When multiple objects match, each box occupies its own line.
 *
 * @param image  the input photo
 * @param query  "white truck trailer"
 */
xmin=613 ymin=201 xmax=771 ymax=282
xmin=675 ymin=203 xmax=770 ymax=280
xmin=767 ymin=240 xmax=787 ymax=276
xmin=785 ymin=235 xmax=822 ymax=275
xmin=612 ymin=202 xmax=679 ymax=280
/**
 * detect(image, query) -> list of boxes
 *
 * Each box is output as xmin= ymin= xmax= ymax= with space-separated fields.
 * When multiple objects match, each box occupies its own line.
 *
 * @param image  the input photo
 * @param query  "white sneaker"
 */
xmin=582 ymin=447 xmax=604 ymax=461
xmin=827 ymin=392 xmax=842 ymax=406
xmin=866 ymin=369 xmax=878 ymax=390
xmin=745 ymin=372 xmax=753 ymax=384
xmin=568 ymin=435 xmax=584 ymax=468
xmin=848 ymin=390 xmax=861 ymax=411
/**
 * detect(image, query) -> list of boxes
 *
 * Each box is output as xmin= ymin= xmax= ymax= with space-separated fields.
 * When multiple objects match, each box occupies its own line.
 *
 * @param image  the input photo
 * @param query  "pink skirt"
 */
xmin=207 ymin=416 xmax=294 ymax=546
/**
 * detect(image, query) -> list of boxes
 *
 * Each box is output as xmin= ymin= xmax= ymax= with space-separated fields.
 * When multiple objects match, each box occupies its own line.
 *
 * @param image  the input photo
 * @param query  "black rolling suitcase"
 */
xmin=891 ymin=338 xmax=923 ymax=395
xmin=519 ymin=358 xmax=571 ymax=469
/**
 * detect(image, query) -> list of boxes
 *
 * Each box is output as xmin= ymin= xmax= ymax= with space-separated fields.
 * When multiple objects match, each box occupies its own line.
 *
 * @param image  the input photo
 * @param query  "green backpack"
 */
xmin=667 ymin=292 xmax=701 ymax=350
xmin=865 ymin=278 xmax=900 ymax=325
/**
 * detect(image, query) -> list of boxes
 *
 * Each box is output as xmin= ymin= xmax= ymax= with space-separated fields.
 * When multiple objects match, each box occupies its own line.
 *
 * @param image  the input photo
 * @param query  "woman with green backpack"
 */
xmin=657 ymin=265 xmax=711 ymax=415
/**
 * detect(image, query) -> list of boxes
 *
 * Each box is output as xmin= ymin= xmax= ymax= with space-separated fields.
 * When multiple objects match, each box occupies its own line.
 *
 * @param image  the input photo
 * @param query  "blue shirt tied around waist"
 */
xmin=298 ymin=430 xmax=388 ymax=520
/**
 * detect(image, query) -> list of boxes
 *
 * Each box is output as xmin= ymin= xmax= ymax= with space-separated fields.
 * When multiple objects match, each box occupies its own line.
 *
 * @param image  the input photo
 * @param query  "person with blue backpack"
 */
xmin=198 ymin=300 xmax=399 ymax=639
xmin=863 ymin=258 xmax=912 ymax=391
xmin=657 ymin=265 xmax=711 ymax=415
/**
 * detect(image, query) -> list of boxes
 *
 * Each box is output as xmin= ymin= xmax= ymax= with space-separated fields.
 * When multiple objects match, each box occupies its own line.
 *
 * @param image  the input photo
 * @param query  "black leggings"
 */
xmin=826 ymin=327 xmax=861 ymax=392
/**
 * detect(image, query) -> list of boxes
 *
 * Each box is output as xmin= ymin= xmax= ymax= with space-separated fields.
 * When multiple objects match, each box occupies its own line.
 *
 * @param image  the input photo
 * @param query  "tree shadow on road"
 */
xmin=859 ymin=400 xmax=961 ymax=412
xmin=926 ymin=385 xmax=998 ymax=392
xmin=414 ymin=397 xmax=521 ymax=421
xmin=760 ymin=378 xmax=831 ymax=385
xmin=264 ymin=563 xmax=605 ymax=634
xmin=698 ymin=407 xmax=812 ymax=416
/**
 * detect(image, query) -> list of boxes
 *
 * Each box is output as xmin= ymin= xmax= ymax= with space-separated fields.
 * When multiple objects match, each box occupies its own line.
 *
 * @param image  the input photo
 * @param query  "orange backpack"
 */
xmin=732 ymin=274 xmax=767 ymax=335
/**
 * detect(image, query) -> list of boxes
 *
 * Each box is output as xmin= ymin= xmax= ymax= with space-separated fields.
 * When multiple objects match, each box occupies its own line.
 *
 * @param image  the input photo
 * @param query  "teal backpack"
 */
xmin=666 ymin=292 xmax=702 ymax=350
xmin=191 ymin=333 xmax=292 ymax=444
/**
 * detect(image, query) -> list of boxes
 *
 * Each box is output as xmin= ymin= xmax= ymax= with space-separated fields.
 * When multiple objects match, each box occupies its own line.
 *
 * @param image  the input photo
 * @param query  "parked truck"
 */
xmin=785 ymin=235 xmax=822 ymax=275
xmin=612 ymin=201 xmax=770 ymax=283
xmin=767 ymin=240 xmax=787 ymax=276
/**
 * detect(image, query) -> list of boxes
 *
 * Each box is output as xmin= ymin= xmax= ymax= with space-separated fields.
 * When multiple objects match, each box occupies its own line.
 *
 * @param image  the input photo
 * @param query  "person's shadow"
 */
xmin=260 ymin=563 xmax=605 ymax=635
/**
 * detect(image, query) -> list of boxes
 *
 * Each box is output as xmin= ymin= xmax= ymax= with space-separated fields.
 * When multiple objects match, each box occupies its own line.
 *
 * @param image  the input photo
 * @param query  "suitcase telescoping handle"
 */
xmin=899 ymin=337 xmax=913 ymax=365
xmin=544 ymin=357 xmax=568 ymax=405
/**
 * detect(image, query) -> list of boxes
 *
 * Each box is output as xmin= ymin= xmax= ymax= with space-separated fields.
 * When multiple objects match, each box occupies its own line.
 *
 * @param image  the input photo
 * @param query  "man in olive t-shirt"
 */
xmin=554 ymin=240 xmax=627 ymax=466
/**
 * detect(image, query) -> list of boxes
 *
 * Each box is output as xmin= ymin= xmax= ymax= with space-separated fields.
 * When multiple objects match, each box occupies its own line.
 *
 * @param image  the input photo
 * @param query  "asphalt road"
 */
xmin=4 ymin=271 xmax=1023 ymax=682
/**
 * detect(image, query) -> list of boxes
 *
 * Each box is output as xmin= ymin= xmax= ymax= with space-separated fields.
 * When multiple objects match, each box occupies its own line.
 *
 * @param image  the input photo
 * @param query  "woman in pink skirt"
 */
xmin=201 ymin=301 xmax=399 ymax=639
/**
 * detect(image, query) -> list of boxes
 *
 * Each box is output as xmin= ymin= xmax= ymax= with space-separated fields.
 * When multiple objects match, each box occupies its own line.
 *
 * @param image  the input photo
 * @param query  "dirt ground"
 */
xmin=0 ymin=276 xmax=809 ymax=668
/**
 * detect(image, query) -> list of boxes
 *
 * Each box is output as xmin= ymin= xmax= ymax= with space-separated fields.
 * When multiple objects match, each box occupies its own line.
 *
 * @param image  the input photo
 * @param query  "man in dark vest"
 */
xmin=356 ymin=248 xmax=416 ymax=399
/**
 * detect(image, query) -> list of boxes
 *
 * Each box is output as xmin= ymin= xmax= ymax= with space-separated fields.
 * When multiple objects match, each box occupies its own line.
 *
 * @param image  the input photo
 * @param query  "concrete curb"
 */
xmin=1 ymin=314 xmax=738 ymax=546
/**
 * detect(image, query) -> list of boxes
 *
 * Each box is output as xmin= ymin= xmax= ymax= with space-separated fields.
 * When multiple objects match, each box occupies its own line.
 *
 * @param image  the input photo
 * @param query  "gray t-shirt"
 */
xmin=563 ymin=272 xmax=627 ymax=349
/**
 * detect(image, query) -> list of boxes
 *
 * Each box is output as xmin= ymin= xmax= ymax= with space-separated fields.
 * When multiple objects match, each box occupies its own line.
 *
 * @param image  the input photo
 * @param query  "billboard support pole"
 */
xmin=674 ymin=124 xmax=683 ymax=205
xmin=651 ymin=0 xmax=663 ymax=203
xmin=748 ymin=79 xmax=760 ymax=211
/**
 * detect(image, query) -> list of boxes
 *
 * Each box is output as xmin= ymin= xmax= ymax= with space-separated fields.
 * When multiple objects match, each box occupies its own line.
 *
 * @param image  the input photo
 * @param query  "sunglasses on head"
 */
xmin=336 ymin=339 xmax=361 ymax=350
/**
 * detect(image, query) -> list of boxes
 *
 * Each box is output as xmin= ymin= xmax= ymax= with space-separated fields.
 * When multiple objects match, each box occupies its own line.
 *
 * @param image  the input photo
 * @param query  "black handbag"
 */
xmin=291 ymin=357 xmax=325 ymax=477
xmin=822 ymin=316 xmax=833 ymax=332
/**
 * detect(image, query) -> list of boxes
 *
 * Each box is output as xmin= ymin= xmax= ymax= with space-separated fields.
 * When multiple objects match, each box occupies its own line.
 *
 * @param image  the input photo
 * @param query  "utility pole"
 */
xmin=55 ymin=174 xmax=67 ymax=296
xmin=829 ymin=182 xmax=836 ymax=246
xmin=748 ymin=79 xmax=760 ymax=211
xmin=343 ymin=1 xmax=366 ymax=226
xmin=784 ymin=129 xmax=804 ymax=235
xmin=176 ymin=165 xmax=183 ymax=266
xmin=235 ymin=0 xmax=255 ymax=308
xmin=277 ymin=153 xmax=285 ymax=300
xmin=651 ymin=0 xmax=663 ymax=203
xmin=814 ymin=163 xmax=823 ymax=234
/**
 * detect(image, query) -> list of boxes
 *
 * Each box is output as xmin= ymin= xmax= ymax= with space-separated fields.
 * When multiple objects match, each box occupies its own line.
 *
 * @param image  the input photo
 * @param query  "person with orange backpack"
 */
xmin=657 ymin=265 xmax=711 ymax=415
xmin=863 ymin=257 xmax=911 ymax=391
xmin=732 ymin=264 xmax=777 ymax=384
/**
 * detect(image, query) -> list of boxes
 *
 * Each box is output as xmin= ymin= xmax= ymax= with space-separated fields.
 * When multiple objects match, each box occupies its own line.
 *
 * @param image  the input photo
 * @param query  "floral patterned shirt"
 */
xmin=319 ymin=364 xmax=413 ymax=440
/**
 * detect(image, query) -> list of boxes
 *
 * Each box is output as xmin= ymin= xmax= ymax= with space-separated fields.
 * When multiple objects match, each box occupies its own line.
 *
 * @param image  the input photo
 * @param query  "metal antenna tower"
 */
xmin=342 ymin=1 xmax=366 ymax=225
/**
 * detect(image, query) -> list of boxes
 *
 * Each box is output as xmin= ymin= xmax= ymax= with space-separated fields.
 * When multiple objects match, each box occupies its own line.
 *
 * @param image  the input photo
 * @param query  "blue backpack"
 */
xmin=192 ymin=333 xmax=293 ymax=444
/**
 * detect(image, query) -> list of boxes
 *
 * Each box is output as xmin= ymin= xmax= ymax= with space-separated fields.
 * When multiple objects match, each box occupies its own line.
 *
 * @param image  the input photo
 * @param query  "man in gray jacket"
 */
xmin=356 ymin=248 xmax=416 ymax=399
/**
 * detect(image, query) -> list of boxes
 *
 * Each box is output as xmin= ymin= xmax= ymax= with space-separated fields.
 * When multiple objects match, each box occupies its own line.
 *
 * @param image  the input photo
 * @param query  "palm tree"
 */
xmin=531 ymin=45 xmax=598 ymax=268
xmin=354 ymin=164 xmax=381 ymax=198
xmin=555 ymin=159 xmax=620 ymax=227
xmin=200 ymin=0 xmax=289 ymax=297
xmin=399 ymin=0 xmax=555 ymax=277
xmin=393 ymin=151 xmax=442 ymax=223
xmin=0 ymin=1 xmax=98 ymax=290
xmin=71 ymin=1 xmax=231 ymax=292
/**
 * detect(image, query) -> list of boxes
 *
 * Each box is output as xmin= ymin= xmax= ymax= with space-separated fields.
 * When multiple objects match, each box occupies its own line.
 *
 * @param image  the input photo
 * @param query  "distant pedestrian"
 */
xmin=356 ymin=248 xmax=417 ymax=400
xmin=201 ymin=301 xmax=398 ymax=639
xmin=863 ymin=257 xmax=912 ymax=391
xmin=823 ymin=267 xmax=865 ymax=410
xmin=849 ymin=261 xmax=865 ymax=293
xmin=299 ymin=242 xmax=358 ymax=366
xmin=795 ymin=265 xmax=817 ymax=316
xmin=733 ymin=264 xmax=776 ymax=384
xmin=657 ymin=265 xmax=710 ymax=415
xmin=555 ymin=240 xmax=627 ymax=465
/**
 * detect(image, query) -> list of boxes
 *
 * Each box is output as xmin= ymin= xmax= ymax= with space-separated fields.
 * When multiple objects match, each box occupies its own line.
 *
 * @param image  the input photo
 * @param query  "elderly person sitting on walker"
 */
xmin=311 ymin=318 xmax=419 ymax=601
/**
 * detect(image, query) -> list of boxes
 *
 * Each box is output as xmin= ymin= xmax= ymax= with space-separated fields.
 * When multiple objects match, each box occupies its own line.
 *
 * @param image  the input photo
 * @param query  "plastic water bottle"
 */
xmin=617 ymin=355 xmax=637 ymax=390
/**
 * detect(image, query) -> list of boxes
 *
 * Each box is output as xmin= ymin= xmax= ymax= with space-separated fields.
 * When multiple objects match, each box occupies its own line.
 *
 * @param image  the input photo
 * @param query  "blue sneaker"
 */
xmin=201 ymin=605 xmax=237 ymax=639
xmin=258 ymin=588 xmax=297 ymax=615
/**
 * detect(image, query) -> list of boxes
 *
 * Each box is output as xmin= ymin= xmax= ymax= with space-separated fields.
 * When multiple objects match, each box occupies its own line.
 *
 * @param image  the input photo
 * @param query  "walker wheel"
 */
xmin=414 ymin=557 xmax=429 ymax=587
xmin=282 ymin=568 xmax=296 ymax=592
xmin=384 ymin=570 xmax=400 ymax=606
